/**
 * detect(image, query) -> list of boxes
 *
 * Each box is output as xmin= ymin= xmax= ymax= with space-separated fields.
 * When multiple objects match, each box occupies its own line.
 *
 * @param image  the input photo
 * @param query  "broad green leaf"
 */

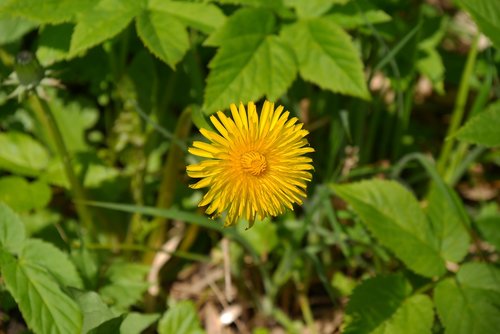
xmin=285 ymin=0 xmax=335 ymax=18
xmin=0 ymin=131 xmax=49 ymax=176
xmin=99 ymin=261 xmax=149 ymax=312
xmin=148 ymin=0 xmax=226 ymax=34
xmin=36 ymin=23 xmax=72 ymax=66
xmin=203 ymin=9 xmax=295 ymax=112
xmin=0 ymin=202 xmax=25 ymax=254
xmin=332 ymin=180 xmax=446 ymax=277
xmin=326 ymin=0 xmax=390 ymax=29
xmin=88 ymin=315 xmax=124 ymax=334
xmin=204 ymin=34 xmax=297 ymax=112
xmin=71 ymin=248 xmax=99 ymax=290
xmin=158 ymin=300 xmax=205 ymax=334
xmin=435 ymin=263 xmax=500 ymax=334
xmin=425 ymin=184 xmax=470 ymax=263
xmin=459 ymin=0 xmax=500 ymax=50
xmin=213 ymin=0 xmax=284 ymax=8
xmin=21 ymin=239 xmax=84 ymax=289
xmin=0 ymin=176 xmax=51 ymax=212
xmin=136 ymin=10 xmax=189 ymax=68
xmin=455 ymin=102 xmax=500 ymax=147
xmin=69 ymin=0 xmax=140 ymax=57
xmin=344 ymin=274 xmax=433 ymax=334
xmin=0 ymin=15 xmax=37 ymax=45
xmin=0 ymin=249 xmax=83 ymax=334
xmin=475 ymin=215 xmax=500 ymax=250
xmin=120 ymin=312 xmax=160 ymax=334
xmin=70 ymin=290 xmax=117 ymax=334
xmin=281 ymin=18 xmax=369 ymax=100
xmin=0 ymin=0 xmax=94 ymax=24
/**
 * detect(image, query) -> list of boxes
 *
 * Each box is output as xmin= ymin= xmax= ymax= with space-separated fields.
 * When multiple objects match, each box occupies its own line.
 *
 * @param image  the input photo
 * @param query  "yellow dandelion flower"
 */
xmin=187 ymin=101 xmax=314 ymax=227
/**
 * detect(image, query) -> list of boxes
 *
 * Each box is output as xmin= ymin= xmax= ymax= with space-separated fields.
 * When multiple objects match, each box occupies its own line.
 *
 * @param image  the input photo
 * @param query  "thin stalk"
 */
xmin=296 ymin=283 xmax=317 ymax=334
xmin=142 ymin=107 xmax=192 ymax=265
xmin=437 ymin=35 xmax=479 ymax=175
xmin=29 ymin=94 xmax=95 ymax=237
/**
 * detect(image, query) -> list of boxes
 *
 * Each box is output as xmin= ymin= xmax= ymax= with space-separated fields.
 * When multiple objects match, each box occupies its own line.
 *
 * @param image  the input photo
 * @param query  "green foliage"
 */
xmin=332 ymin=180 xmax=446 ymax=277
xmin=455 ymin=102 xmax=500 ymax=147
xmin=0 ymin=0 xmax=499 ymax=332
xmin=344 ymin=274 xmax=434 ymax=334
xmin=435 ymin=263 xmax=500 ymax=334
xmin=460 ymin=0 xmax=500 ymax=50
xmin=158 ymin=300 xmax=205 ymax=334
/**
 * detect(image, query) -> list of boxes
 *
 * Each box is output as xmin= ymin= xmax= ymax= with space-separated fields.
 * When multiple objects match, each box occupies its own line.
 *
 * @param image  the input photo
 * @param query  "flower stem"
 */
xmin=437 ymin=34 xmax=479 ymax=176
xmin=29 ymin=93 xmax=95 ymax=238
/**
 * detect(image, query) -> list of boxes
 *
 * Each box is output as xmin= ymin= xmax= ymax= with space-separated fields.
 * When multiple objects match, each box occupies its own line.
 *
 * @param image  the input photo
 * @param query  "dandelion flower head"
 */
xmin=187 ymin=101 xmax=314 ymax=227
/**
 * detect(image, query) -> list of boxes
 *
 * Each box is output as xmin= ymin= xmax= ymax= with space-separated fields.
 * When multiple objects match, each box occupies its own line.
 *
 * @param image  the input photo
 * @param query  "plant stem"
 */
xmin=297 ymin=283 xmax=317 ymax=334
xmin=29 ymin=94 xmax=95 ymax=238
xmin=437 ymin=34 xmax=479 ymax=176
xmin=142 ymin=107 xmax=192 ymax=265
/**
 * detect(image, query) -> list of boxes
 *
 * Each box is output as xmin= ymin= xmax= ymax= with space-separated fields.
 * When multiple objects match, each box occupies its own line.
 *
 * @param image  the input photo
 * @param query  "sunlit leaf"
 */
xmin=435 ymin=263 xmax=500 ymax=334
xmin=455 ymin=102 xmax=500 ymax=147
xmin=0 ymin=176 xmax=51 ymax=212
xmin=158 ymin=300 xmax=205 ymax=334
xmin=0 ymin=0 xmax=93 ymax=23
xmin=332 ymin=180 xmax=446 ymax=277
xmin=281 ymin=18 xmax=370 ymax=100
xmin=0 ymin=202 xmax=25 ymax=254
xmin=0 ymin=132 xmax=49 ymax=177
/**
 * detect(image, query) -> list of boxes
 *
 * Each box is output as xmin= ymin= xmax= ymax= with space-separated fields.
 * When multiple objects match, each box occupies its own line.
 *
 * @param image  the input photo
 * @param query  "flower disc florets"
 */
xmin=187 ymin=101 xmax=314 ymax=227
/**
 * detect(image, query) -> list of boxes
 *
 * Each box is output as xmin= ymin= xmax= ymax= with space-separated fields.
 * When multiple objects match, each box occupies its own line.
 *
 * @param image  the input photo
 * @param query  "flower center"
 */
xmin=241 ymin=151 xmax=267 ymax=176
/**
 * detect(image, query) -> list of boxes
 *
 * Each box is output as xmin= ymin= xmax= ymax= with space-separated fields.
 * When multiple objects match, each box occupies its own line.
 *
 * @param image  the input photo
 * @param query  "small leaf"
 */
xmin=99 ymin=261 xmax=149 ymax=312
xmin=136 ymin=9 xmax=189 ymax=68
xmin=69 ymin=289 xmax=117 ymax=334
xmin=158 ymin=300 xmax=205 ymax=334
xmin=332 ymin=179 xmax=446 ymax=277
xmin=148 ymin=0 xmax=226 ymax=34
xmin=120 ymin=312 xmax=160 ymax=334
xmin=0 ymin=202 xmax=26 ymax=254
xmin=326 ymin=0 xmax=391 ymax=29
xmin=435 ymin=263 xmax=500 ymax=334
xmin=281 ymin=18 xmax=370 ymax=100
xmin=475 ymin=214 xmax=500 ymax=250
xmin=69 ymin=0 xmax=140 ymax=57
xmin=344 ymin=274 xmax=434 ymax=334
xmin=455 ymin=102 xmax=500 ymax=147
xmin=0 ymin=0 xmax=94 ymax=24
xmin=0 ymin=176 xmax=51 ymax=212
xmin=459 ymin=0 xmax=500 ymax=50
xmin=0 ymin=131 xmax=49 ymax=176
xmin=0 ymin=249 xmax=83 ymax=334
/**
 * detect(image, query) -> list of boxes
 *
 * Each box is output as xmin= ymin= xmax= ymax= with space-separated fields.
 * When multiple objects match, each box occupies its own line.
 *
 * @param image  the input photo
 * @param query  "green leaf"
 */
xmin=435 ymin=263 xmax=500 ymax=334
xmin=120 ymin=312 xmax=160 ymax=334
xmin=88 ymin=315 xmax=124 ymax=334
xmin=459 ymin=0 xmax=500 ymax=50
xmin=237 ymin=218 xmax=278 ymax=256
xmin=326 ymin=0 xmax=391 ymax=29
xmin=0 ymin=202 xmax=26 ymax=254
xmin=0 ymin=15 xmax=37 ymax=45
xmin=99 ymin=261 xmax=149 ymax=312
xmin=281 ymin=18 xmax=370 ymax=100
xmin=0 ymin=176 xmax=51 ymax=212
xmin=0 ymin=0 xmax=94 ymax=24
xmin=148 ymin=0 xmax=226 ymax=34
xmin=344 ymin=274 xmax=434 ymax=334
xmin=475 ymin=214 xmax=500 ymax=250
xmin=136 ymin=9 xmax=189 ymax=68
xmin=0 ymin=131 xmax=49 ymax=176
xmin=455 ymin=102 xmax=500 ymax=147
xmin=203 ymin=9 xmax=296 ymax=112
xmin=69 ymin=0 xmax=140 ymax=57
xmin=213 ymin=0 xmax=284 ymax=8
xmin=158 ymin=300 xmax=205 ymax=334
xmin=70 ymin=289 xmax=117 ymax=334
xmin=21 ymin=239 xmax=84 ymax=289
xmin=332 ymin=180 xmax=446 ymax=277
xmin=425 ymin=184 xmax=470 ymax=263
xmin=0 ymin=249 xmax=83 ymax=334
